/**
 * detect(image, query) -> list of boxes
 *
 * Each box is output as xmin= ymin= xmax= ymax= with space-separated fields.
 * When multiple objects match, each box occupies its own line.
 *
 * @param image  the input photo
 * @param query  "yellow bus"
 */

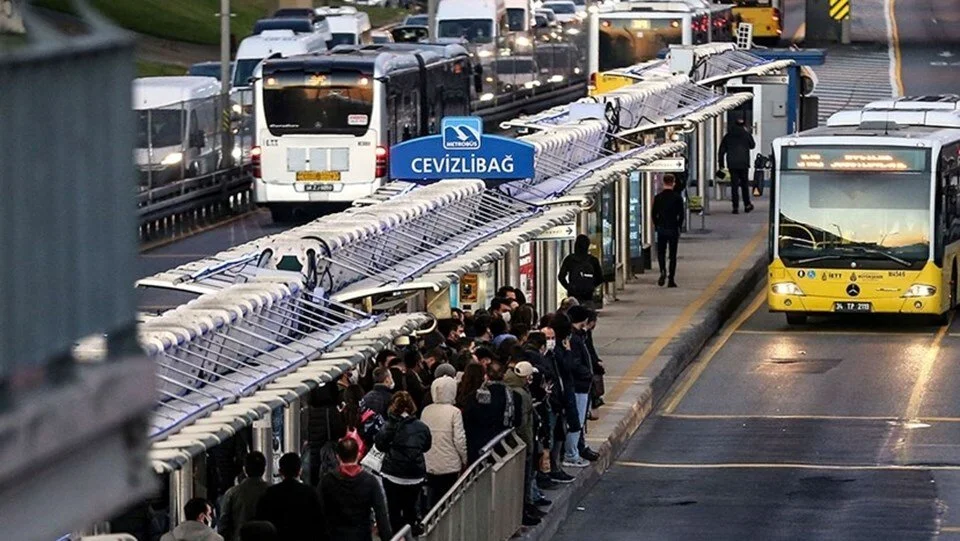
xmin=768 ymin=96 xmax=960 ymax=325
xmin=731 ymin=0 xmax=782 ymax=43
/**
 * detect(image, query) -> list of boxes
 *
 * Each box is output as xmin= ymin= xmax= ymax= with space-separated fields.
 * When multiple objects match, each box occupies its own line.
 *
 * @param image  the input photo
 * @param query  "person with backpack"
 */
xmin=557 ymin=235 xmax=604 ymax=307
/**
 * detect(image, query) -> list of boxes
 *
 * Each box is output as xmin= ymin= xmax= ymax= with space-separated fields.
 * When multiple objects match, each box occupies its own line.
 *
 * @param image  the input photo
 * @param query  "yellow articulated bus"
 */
xmin=730 ymin=0 xmax=782 ymax=44
xmin=768 ymin=96 xmax=960 ymax=325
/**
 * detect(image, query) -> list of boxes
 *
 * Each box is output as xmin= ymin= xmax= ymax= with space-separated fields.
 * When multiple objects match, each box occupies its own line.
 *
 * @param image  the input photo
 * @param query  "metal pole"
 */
xmin=544 ymin=241 xmax=559 ymax=310
xmin=169 ymin=457 xmax=194 ymax=527
xmin=283 ymin=397 xmax=301 ymax=455
xmin=427 ymin=0 xmax=437 ymax=41
xmin=696 ymin=125 xmax=707 ymax=229
xmin=253 ymin=415 xmax=275 ymax=482
xmin=220 ymin=0 xmax=234 ymax=168
xmin=504 ymin=245 xmax=521 ymax=290
xmin=840 ymin=16 xmax=851 ymax=45
xmin=642 ymin=172 xmax=655 ymax=270
xmin=617 ymin=173 xmax=630 ymax=286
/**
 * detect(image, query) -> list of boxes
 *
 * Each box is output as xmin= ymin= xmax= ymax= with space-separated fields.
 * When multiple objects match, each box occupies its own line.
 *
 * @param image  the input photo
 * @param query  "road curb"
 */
xmin=517 ymin=251 xmax=768 ymax=541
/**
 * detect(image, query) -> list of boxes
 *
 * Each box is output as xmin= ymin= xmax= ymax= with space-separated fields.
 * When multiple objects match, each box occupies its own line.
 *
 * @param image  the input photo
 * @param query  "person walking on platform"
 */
xmin=718 ymin=117 xmax=756 ymax=214
xmin=558 ymin=234 xmax=604 ymax=307
xmin=652 ymin=174 xmax=685 ymax=288
xmin=255 ymin=453 xmax=327 ymax=541
xmin=161 ymin=498 xmax=223 ymax=541
xmin=219 ymin=452 xmax=269 ymax=541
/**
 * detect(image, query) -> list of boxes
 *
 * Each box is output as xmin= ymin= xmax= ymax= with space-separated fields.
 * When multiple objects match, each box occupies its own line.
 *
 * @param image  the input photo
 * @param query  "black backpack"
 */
xmin=568 ymin=256 xmax=596 ymax=295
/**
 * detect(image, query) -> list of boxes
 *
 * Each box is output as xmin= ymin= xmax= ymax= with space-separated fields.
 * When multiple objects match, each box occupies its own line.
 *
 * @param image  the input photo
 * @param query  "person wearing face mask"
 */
xmin=361 ymin=367 xmax=395 ymax=418
xmin=566 ymin=306 xmax=600 ymax=463
xmin=162 ymin=498 xmax=223 ymax=541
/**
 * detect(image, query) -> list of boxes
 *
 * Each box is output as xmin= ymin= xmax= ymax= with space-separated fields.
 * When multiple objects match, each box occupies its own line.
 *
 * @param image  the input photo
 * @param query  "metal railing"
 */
xmin=391 ymin=430 xmax=527 ymax=541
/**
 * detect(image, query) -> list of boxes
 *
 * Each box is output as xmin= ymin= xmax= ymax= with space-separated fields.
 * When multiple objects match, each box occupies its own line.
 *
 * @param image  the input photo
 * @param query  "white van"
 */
xmin=133 ymin=76 xmax=222 ymax=186
xmin=232 ymin=29 xmax=329 ymax=89
xmin=315 ymin=6 xmax=373 ymax=46
xmin=435 ymin=0 xmax=508 ymax=60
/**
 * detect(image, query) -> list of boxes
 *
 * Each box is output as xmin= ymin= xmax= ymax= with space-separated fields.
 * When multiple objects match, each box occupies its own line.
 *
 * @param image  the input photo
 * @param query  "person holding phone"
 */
xmin=161 ymin=497 xmax=223 ymax=541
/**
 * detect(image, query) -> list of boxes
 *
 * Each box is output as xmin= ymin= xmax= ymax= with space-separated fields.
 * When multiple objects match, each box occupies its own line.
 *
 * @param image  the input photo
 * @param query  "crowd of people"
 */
xmin=159 ymin=280 xmax=607 ymax=540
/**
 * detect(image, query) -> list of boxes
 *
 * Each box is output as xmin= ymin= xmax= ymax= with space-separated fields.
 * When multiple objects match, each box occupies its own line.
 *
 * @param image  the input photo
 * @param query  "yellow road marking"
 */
xmin=904 ymin=316 xmax=951 ymax=421
xmin=888 ymin=0 xmax=905 ymax=96
xmin=662 ymin=413 xmax=896 ymax=421
xmin=140 ymin=209 xmax=260 ymax=253
xmin=791 ymin=22 xmax=806 ymax=44
xmin=662 ymin=291 xmax=765 ymax=414
xmin=605 ymin=226 xmax=768 ymax=405
xmin=615 ymin=461 xmax=960 ymax=471
xmin=735 ymin=329 xmax=929 ymax=337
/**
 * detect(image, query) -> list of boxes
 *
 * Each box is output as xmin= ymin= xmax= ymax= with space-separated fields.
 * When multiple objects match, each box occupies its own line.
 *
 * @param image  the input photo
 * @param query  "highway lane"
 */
xmin=555 ymin=3 xmax=960 ymax=539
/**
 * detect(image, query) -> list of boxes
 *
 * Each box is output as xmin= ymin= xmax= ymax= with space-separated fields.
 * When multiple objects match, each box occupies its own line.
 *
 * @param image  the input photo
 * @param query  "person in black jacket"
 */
xmin=462 ymin=361 xmax=523 ymax=463
xmin=320 ymin=437 xmax=392 ymax=541
xmin=718 ymin=118 xmax=757 ymax=214
xmin=566 ymin=306 xmax=600 ymax=464
xmin=361 ymin=367 xmax=394 ymax=418
xmin=558 ymin=234 xmax=604 ymax=306
xmin=376 ymin=391 xmax=432 ymax=536
xmin=254 ymin=453 xmax=327 ymax=541
xmin=307 ymin=383 xmax=347 ymax=487
xmin=652 ymin=174 xmax=685 ymax=288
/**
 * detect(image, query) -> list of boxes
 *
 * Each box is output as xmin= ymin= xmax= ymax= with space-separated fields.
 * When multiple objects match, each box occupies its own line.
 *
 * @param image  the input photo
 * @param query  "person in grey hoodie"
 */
xmin=161 ymin=498 xmax=223 ymax=541
xmin=421 ymin=375 xmax=468 ymax=507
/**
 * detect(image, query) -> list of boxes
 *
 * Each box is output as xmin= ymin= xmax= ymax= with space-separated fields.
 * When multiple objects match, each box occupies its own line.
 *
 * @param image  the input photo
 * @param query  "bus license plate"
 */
xmin=834 ymin=301 xmax=872 ymax=313
xmin=296 ymin=171 xmax=340 ymax=182
xmin=304 ymin=183 xmax=335 ymax=192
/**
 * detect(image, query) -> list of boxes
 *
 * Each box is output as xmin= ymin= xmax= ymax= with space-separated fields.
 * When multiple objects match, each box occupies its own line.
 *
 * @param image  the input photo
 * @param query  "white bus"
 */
xmin=588 ymin=0 xmax=733 ymax=76
xmin=252 ymin=44 xmax=476 ymax=220
xmin=232 ymin=28 xmax=330 ymax=90
xmin=315 ymin=6 xmax=373 ymax=46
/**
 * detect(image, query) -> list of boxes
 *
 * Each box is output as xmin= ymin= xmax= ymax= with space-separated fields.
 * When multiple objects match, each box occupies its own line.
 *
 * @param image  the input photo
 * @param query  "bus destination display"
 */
xmin=785 ymin=147 xmax=928 ymax=172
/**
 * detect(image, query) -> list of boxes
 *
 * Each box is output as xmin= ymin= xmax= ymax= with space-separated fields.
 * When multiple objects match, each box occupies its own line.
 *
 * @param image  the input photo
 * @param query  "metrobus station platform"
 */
xmin=521 ymin=198 xmax=768 ymax=540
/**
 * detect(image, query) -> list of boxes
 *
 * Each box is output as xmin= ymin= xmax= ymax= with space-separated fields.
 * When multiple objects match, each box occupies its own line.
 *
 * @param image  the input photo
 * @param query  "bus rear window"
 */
xmin=598 ymin=17 xmax=683 ymax=71
xmin=262 ymin=71 xmax=373 ymax=136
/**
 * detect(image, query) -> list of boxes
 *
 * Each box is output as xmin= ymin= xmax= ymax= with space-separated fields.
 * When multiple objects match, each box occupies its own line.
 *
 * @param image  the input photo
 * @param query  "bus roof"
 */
xmin=776 ymin=109 xmax=960 ymax=148
xmin=259 ymin=48 xmax=451 ymax=79
xmin=236 ymin=30 xmax=328 ymax=60
xmin=602 ymin=0 xmax=706 ymax=13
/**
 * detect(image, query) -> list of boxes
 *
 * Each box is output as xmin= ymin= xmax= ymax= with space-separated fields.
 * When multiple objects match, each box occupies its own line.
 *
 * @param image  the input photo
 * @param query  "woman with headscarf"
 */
xmin=420 ymin=376 xmax=468 ymax=507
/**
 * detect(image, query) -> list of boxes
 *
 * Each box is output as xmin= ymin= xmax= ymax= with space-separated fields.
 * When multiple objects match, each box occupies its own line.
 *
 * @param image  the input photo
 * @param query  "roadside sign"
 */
xmin=536 ymin=223 xmax=577 ymax=241
xmin=636 ymin=157 xmax=686 ymax=172
xmin=390 ymin=116 xmax=536 ymax=182
xmin=829 ymin=0 xmax=850 ymax=21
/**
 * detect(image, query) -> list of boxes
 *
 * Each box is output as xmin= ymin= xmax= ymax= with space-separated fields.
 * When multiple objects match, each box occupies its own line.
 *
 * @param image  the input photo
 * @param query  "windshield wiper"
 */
xmin=845 ymin=246 xmax=912 ymax=267
xmin=796 ymin=255 xmax=844 ymax=265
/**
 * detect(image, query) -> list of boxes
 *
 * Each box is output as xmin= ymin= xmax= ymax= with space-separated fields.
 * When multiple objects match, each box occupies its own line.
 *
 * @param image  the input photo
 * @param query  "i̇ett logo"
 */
xmin=441 ymin=117 xmax=482 ymax=151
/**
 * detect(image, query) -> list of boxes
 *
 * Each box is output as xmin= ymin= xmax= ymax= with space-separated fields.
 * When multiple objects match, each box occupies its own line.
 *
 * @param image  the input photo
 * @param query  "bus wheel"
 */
xmin=268 ymin=204 xmax=292 ymax=223
xmin=951 ymin=266 xmax=957 ymax=310
xmin=785 ymin=313 xmax=807 ymax=325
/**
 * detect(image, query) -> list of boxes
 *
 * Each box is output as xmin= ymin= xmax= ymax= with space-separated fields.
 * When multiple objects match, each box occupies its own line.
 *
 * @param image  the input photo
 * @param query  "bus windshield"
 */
xmin=507 ymin=8 xmax=526 ymax=31
xmin=438 ymin=19 xmax=495 ymax=44
xmin=262 ymin=70 xmax=373 ymax=136
xmin=136 ymin=109 xmax=183 ymax=148
xmin=777 ymin=168 xmax=932 ymax=270
xmin=598 ymin=17 xmax=683 ymax=71
xmin=233 ymin=58 xmax=262 ymax=87
xmin=329 ymin=33 xmax=357 ymax=47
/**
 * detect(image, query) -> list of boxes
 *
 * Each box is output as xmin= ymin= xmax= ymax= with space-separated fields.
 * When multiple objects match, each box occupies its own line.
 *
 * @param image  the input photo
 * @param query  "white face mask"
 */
xmin=348 ymin=371 xmax=359 ymax=385
xmin=502 ymin=311 xmax=512 ymax=324
xmin=459 ymin=332 xmax=466 ymax=338
xmin=546 ymin=338 xmax=556 ymax=351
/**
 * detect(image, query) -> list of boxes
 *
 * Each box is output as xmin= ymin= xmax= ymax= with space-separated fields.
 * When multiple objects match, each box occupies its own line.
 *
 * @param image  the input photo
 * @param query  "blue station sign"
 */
xmin=389 ymin=116 xmax=536 ymax=182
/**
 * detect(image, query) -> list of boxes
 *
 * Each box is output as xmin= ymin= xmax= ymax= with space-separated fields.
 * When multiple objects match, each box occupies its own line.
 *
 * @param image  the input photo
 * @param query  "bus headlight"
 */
xmin=232 ymin=146 xmax=242 ymax=161
xmin=160 ymin=152 xmax=183 ymax=166
xmin=478 ymin=49 xmax=493 ymax=58
xmin=902 ymin=284 xmax=937 ymax=298
xmin=566 ymin=27 xmax=581 ymax=35
xmin=515 ymin=36 xmax=531 ymax=47
xmin=771 ymin=282 xmax=804 ymax=296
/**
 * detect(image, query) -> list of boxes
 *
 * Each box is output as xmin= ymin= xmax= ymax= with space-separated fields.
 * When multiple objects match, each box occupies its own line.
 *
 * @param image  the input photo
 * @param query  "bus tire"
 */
xmin=268 ymin=204 xmax=292 ymax=223
xmin=951 ymin=264 xmax=957 ymax=310
xmin=785 ymin=313 xmax=807 ymax=325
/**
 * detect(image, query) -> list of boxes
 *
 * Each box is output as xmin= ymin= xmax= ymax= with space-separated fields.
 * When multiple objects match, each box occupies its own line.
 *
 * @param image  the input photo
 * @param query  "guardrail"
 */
xmin=391 ymin=430 xmax=527 ymax=541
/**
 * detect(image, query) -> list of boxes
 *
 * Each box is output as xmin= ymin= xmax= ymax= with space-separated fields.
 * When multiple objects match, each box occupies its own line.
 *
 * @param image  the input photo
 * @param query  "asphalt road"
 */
xmin=555 ymin=3 xmax=960 ymax=539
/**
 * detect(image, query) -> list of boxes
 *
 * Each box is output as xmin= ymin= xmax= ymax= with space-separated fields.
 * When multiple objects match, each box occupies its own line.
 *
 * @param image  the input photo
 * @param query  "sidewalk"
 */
xmin=523 ymin=195 xmax=769 ymax=539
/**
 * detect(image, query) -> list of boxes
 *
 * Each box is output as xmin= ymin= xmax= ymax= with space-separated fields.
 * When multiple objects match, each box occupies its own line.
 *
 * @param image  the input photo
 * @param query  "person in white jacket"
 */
xmin=421 ymin=375 xmax=468 ymax=507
